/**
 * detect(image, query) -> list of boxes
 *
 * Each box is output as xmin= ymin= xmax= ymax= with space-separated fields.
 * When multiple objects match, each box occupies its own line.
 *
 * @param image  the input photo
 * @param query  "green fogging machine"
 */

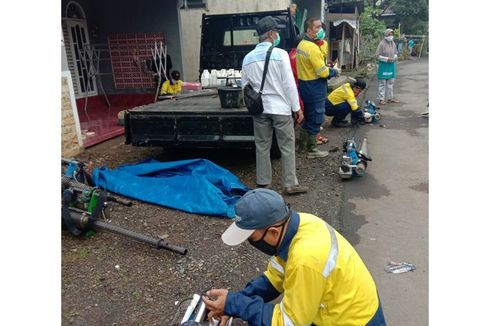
xmin=61 ymin=159 xmax=187 ymax=255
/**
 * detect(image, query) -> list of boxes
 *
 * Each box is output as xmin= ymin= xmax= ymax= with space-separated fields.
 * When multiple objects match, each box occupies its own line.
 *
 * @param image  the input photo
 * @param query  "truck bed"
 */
xmin=130 ymin=90 xmax=248 ymax=115
xmin=125 ymin=90 xmax=255 ymax=148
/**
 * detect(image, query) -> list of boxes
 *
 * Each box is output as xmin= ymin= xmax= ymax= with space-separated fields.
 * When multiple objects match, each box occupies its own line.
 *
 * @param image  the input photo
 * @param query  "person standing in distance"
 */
xmin=296 ymin=17 xmax=339 ymax=158
xmin=241 ymin=16 xmax=308 ymax=195
xmin=375 ymin=29 xmax=400 ymax=105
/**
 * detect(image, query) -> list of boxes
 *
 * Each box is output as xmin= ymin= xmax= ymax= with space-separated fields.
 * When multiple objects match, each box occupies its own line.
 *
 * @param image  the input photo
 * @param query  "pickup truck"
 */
xmin=124 ymin=9 xmax=298 ymax=156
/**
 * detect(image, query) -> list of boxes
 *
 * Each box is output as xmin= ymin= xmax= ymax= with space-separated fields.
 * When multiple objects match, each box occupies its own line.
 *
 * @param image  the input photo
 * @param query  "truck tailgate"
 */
xmin=125 ymin=92 xmax=255 ymax=147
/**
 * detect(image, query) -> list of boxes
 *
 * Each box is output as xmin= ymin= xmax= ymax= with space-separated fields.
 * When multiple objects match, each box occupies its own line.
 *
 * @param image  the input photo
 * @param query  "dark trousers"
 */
xmin=302 ymin=99 xmax=326 ymax=135
xmin=366 ymin=297 xmax=387 ymax=326
xmin=324 ymin=99 xmax=352 ymax=124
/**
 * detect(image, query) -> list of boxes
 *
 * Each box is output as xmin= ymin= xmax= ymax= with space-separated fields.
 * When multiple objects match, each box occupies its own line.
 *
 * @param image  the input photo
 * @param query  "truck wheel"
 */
xmin=270 ymin=133 xmax=281 ymax=159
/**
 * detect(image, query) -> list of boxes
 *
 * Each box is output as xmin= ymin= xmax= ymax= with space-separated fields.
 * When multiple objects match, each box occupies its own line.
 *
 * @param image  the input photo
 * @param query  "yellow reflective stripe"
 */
xmin=315 ymin=65 xmax=328 ymax=75
xmin=279 ymin=301 xmax=295 ymax=326
xmin=322 ymin=223 xmax=338 ymax=278
xmin=296 ymin=48 xmax=308 ymax=57
xmin=270 ymin=257 xmax=284 ymax=274
xmin=341 ymin=84 xmax=348 ymax=95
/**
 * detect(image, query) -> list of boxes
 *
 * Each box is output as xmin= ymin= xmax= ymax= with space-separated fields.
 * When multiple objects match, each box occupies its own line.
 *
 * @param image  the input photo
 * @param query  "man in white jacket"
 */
xmin=241 ymin=16 xmax=308 ymax=195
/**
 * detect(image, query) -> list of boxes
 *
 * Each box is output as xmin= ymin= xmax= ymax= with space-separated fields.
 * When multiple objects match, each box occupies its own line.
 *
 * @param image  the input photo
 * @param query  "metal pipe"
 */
xmin=93 ymin=219 xmax=187 ymax=255
xmin=67 ymin=209 xmax=187 ymax=255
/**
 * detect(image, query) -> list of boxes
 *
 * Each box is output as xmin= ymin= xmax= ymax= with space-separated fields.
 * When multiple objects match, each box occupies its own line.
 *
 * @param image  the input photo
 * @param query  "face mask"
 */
xmin=273 ymin=32 xmax=281 ymax=47
xmin=385 ymin=36 xmax=394 ymax=42
xmin=248 ymin=236 xmax=277 ymax=256
xmin=248 ymin=215 xmax=289 ymax=256
xmin=316 ymin=28 xmax=325 ymax=40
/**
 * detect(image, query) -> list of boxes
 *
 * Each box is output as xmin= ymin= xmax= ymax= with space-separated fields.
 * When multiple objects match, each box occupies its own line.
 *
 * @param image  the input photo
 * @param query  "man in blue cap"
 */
xmin=203 ymin=188 xmax=386 ymax=326
xmin=241 ymin=16 xmax=308 ymax=195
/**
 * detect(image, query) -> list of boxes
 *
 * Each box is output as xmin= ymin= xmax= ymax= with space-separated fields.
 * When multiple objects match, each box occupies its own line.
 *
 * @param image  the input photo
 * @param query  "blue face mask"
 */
xmin=273 ymin=32 xmax=281 ymax=47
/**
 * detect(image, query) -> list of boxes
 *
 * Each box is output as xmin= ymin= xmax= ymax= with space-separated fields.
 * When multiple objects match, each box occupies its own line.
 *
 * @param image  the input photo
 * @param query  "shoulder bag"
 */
xmin=243 ymin=45 xmax=274 ymax=115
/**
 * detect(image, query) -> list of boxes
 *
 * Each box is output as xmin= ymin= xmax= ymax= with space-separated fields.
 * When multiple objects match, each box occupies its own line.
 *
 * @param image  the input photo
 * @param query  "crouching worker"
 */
xmin=159 ymin=70 xmax=183 ymax=97
xmin=325 ymin=78 xmax=367 ymax=127
xmin=203 ymin=188 xmax=386 ymax=326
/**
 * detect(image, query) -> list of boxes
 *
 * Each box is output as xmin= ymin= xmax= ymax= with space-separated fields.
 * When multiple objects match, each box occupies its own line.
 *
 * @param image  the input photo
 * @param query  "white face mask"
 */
xmin=385 ymin=35 xmax=394 ymax=42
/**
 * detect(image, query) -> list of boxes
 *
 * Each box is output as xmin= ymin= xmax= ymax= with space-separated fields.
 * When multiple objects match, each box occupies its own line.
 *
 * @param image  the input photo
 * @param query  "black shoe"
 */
xmin=351 ymin=119 xmax=366 ymax=126
xmin=331 ymin=120 xmax=349 ymax=128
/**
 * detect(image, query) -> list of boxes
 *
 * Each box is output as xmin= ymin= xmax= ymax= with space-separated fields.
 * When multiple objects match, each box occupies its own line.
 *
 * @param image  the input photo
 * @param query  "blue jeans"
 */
xmin=302 ymin=99 xmax=325 ymax=135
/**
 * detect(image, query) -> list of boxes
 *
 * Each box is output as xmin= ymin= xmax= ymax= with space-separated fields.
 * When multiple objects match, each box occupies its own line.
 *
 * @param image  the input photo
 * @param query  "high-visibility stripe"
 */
xmin=322 ymin=223 xmax=338 ymax=278
xmin=279 ymin=301 xmax=295 ymax=326
xmin=315 ymin=65 xmax=328 ymax=75
xmin=342 ymin=84 xmax=348 ymax=94
xmin=270 ymin=257 xmax=285 ymax=274
xmin=296 ymin=48 xmax=308 ymax=57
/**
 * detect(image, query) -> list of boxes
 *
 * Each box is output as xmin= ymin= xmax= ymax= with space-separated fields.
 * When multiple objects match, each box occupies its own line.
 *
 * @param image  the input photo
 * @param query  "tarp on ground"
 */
xmin=92 ymin=159 xmax=250 ymax=218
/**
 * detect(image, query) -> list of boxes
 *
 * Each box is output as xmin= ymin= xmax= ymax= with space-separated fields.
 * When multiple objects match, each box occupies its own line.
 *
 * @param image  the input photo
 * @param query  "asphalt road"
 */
xmin=340 ymin=58 xmax=428 ymax=325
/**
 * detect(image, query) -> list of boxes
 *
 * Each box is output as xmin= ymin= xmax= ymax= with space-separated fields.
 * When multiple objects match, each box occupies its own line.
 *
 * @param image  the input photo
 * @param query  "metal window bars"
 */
xmin=79 ymin=44 xmax=113 ymax=120
xmin=150 ymin=41 xmax=168 ymax=102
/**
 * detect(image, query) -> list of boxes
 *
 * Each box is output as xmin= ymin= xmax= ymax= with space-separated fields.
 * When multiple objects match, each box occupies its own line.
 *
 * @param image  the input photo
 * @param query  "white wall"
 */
xmin=179 ymin=0 xmax=291 ymax=81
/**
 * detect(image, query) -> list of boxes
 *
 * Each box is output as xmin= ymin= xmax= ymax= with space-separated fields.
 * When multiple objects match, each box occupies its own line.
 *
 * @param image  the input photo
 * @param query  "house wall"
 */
xmin=62 ymin=27 xmax=84 ymax=155
xmin=62 ymin=73 xmax=84 ymax=157
xmin=179 ymin=0 xmax=291 ymax=82
xmin=62 ymin=0 xmax=182 ymax=94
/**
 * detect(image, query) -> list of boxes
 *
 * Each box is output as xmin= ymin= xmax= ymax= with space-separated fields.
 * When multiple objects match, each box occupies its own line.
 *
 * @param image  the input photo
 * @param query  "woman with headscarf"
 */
xmin=375 ymin=28 xmax=400 ymax=105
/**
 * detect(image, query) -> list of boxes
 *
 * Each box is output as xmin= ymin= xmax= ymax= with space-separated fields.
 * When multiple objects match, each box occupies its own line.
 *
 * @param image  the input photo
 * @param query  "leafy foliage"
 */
xmin=360 ymin=5 xmax=386 ymax=40
xmin=392 ymin=0 xmax=428 ymax=21
xmin=384 ymin=0 xmax=428 ymax=34
xmin=359 ymin=4 xmax=386 ymax=64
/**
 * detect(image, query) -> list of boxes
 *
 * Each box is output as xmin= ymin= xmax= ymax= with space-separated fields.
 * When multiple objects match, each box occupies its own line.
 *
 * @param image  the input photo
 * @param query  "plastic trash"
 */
xmin=384 ymin=261 xmax=416 ymax=274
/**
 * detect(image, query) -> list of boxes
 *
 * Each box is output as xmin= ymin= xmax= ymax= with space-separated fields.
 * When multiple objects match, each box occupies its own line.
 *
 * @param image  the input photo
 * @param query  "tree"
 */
xmin=359 ymin=4 xmax=386 ymax=64
xmin=360 ymin=4 xmax=386 ymax=40
xmin=383 ymin=0 xmax=428 ymax=34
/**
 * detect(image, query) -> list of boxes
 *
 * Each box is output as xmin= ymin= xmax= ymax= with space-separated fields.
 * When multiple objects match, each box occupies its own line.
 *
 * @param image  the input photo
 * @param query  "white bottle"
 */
xmin=201 ymin=69 xmax=210 ymax=87
xmin=209 ymin=69 xmax=217 ymax=87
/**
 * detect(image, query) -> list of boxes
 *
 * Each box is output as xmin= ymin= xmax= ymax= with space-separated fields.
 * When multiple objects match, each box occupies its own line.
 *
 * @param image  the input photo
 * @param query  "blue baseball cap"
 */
xmin=221 ymin=188 xmax=289 ymax=246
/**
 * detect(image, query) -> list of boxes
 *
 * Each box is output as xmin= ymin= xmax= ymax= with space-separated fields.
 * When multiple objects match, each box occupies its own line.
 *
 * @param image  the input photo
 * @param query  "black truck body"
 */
xmin=124 ymin=9 xmax=298 ymax=150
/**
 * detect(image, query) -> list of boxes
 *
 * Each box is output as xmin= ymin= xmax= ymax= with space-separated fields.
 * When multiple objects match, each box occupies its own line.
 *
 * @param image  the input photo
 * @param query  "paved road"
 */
xmin=340 ymin=58 xmax=428 ymax=325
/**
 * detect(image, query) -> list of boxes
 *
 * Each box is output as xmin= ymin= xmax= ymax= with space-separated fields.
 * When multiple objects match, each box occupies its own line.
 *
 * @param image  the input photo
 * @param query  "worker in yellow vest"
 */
xmin=296 ymin=17 xmax=339 ymax=159
xmin=325 ymin=78 xmax=367 ymax=127
xmin=203 ymin=188 xmax=386 ymax=326
xmin=159 ymin=70 xmax=183 ymax=96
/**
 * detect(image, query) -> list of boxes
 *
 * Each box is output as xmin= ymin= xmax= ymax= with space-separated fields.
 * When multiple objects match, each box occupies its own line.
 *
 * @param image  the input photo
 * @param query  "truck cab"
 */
xmin=199 ymin=9 xmax=298 ymax=72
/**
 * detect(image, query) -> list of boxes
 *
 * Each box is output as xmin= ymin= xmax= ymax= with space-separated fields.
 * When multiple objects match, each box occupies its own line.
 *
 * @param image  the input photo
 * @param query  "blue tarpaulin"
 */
xmin=92 ymin=159 xmax=250 ymax=218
